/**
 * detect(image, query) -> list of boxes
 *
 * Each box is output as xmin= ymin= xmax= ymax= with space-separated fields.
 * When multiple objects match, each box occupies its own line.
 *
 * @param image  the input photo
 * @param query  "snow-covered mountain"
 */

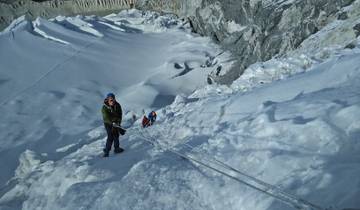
xmin=139 ymin=0 xmax=360 ymax=84
xmin=0 ymin=9 xmax=360 ymax=210
xmin=3 ymin=0 xmax=360 ymax=85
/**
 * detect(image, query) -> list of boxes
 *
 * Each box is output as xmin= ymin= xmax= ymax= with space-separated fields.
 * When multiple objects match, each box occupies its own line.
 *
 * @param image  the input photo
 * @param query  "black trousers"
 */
xmin=104 ymin=123 xmax=120 ymax=153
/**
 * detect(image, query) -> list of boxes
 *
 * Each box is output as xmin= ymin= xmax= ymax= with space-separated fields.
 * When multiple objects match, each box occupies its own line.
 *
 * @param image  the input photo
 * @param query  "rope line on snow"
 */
xmin=0 ymin=38 xmax=99 ymax=107
xmin=135 ymin=128 xmax=326 ymax=210
xmin=179 ymin=142 xmax=325 ymax=210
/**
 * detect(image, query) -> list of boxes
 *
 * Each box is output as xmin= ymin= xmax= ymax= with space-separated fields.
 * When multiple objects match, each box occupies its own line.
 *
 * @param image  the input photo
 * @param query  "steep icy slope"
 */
xmin=1 ymin=32 xmax=360 ymax=210
xmin=0 ymin=9 xmax=231 ymax=194
xmin=1 ymin=7 xmax=360 ymax=210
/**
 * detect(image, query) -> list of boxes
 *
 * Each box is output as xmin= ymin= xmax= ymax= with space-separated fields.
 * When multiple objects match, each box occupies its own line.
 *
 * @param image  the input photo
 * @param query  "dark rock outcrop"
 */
xmin=354 ymin=23 xmax=360 ymax=37
xmin=137 ymin=0 xmax=358 ymax=84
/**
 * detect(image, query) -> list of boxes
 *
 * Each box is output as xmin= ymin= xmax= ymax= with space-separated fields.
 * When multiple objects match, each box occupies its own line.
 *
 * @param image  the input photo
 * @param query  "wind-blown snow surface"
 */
xmin=0 ymin=9 xmax=229 ymax=204
xmin=1 ymin=9 xmax=360 ymax=210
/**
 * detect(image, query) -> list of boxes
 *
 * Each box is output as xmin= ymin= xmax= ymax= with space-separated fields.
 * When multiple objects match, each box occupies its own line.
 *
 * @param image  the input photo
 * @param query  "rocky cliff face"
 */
xmin=137 ymin=0 xmax=360 ymax=84
xmin=2 ymin=0 xmax=360 ymax=84
xmin=0 ymin=0 xmax=132 ymax=31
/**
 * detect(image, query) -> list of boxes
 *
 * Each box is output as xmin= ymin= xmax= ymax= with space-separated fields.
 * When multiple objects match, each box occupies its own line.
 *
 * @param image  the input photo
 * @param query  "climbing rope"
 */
xmin=135 ymin=127 xmax=326 ymax=210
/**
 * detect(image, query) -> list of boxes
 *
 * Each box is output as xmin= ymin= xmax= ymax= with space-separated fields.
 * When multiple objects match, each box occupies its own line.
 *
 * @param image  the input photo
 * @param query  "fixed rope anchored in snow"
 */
xmin=179 ymin=142 xmax=325 ymax=210
xmin=136 ymin=128 xmax=325 ymax=210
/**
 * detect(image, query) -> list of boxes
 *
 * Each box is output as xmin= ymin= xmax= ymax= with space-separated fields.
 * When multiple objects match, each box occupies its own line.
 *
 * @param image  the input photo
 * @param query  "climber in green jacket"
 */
xmin=101 ymin=93 xmax=125 ymax=157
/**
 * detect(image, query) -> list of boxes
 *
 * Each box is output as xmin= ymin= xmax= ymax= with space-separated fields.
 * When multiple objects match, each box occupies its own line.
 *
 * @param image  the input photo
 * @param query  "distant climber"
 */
xmin=142 ymin=111 xmax=157 ymax=128
xmin=101 ymin=93 xmax=126 ymax=157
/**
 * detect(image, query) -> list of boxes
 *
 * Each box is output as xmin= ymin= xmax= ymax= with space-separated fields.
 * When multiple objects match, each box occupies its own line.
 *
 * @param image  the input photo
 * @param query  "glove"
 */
xmin=119 ymin=127 xmax=126 ymax=135
xmin=112 ymin=122 xmax=120 ymax=128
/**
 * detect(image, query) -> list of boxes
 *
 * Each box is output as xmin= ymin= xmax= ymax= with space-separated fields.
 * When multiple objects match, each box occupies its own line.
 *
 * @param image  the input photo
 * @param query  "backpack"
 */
xmin=142 ymin=111 xmax=157 ymax=128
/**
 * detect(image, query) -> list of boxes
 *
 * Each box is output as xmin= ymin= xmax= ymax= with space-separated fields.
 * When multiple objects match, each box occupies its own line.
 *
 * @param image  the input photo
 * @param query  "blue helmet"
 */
xmin=148 ymin=111 xmax=157 ymax=122
xmin=106 ymin=92 xmax=115 ymax=99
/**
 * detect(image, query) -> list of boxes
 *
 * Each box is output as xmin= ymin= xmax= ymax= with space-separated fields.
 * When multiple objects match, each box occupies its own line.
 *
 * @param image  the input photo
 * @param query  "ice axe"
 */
xmin=112 ymin=123 xmax=127 ymax=135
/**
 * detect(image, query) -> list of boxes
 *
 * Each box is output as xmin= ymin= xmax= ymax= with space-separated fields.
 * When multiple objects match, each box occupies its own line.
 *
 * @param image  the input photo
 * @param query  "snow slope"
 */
xmin=0 ymin=9 xmax=228 ymax=197
xmin=1 ymin=9 xmax=360 ymax=210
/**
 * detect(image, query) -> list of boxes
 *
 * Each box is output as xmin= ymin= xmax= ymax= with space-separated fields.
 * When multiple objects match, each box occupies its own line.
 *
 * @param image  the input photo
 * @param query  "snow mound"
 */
xmin=15 ymin=150 xmax=42 ymax=179
xmin=53 ymin=15 xmax=104 ymax=37
xmin=32 ymin=18 xmax=70 ymax=45
xmin=1 ymin=16 xmax=29 ymax=34
xmin=105 ymin=9 xmax=181 ymax=33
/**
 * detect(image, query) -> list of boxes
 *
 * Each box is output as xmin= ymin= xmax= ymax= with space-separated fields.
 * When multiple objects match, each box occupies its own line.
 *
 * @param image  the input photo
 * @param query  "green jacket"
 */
xmin=102 ymin=100 xmax=122 ymax=125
